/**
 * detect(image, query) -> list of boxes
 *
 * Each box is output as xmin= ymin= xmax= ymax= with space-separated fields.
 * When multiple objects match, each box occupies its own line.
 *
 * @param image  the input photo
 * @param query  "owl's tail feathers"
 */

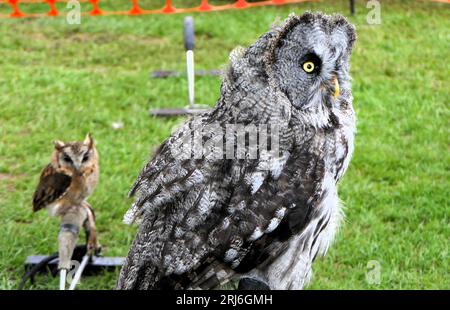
xmin=116 ymin=232 xmax=163 ymax=289
xmin=187 ymin=260 xmax=236 ymax=290
xmin=116 ymin=258 xmax=235 ymax=290
xmin=116 ymin=256 xmax=162 ymax=290
xmin=116 ymin=253 xmax=236 ymax=290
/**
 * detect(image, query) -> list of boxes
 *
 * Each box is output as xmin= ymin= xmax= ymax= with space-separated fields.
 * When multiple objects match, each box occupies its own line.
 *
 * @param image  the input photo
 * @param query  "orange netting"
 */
xmin=0 ymin=0 xmax=315 ymax=19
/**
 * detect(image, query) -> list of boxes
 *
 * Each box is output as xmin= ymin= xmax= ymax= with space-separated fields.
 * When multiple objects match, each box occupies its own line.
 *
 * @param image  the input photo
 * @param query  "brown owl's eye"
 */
xmin=82 ymin=153 xmax=90 ymax=163
xmin=63 ymin=155 xmax=72 ymax=163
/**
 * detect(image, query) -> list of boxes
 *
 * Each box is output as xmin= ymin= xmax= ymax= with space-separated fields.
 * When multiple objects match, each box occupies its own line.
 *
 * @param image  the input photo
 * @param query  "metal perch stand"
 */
xmin=149 ymin=16 xmax=210 ymax=117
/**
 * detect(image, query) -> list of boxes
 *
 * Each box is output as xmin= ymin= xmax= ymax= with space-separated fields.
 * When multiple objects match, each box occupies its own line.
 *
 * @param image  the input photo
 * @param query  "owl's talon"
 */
xmin=87 ymin=242 xmax=101 ymax=256
xmin=94 ymin=244 xmax=102 ymax=256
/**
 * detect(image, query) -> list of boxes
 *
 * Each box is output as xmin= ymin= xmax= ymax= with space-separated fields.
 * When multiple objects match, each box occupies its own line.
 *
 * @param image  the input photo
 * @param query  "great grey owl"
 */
xmin=117 ymin=12 xmax=356 ymax=290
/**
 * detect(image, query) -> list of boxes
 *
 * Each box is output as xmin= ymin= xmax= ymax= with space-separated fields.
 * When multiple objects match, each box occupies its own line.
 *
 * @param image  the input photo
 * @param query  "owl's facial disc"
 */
xmin=270 ymin=13 xmax=355 ymax=110
xmin=58 ymin=143 xmax=91 ymax=170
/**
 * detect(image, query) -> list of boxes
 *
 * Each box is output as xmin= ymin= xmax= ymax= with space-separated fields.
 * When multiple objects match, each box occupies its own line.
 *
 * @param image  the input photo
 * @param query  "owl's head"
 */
xmin=266 ymin=12 xmax=356 ymax=111
xmin=53 ymin=133 xmax=97 ymax=172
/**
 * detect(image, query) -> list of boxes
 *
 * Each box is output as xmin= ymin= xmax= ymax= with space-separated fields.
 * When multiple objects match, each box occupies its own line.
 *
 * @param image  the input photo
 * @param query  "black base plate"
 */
xmin=24 ymin=255 xmax=125 ymax=276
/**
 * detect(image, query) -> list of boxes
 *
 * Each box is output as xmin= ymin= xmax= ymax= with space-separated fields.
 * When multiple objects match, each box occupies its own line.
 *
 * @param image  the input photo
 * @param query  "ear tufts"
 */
xmin=54 ymin=140 xmax=65 ymax=150
xmin=84 ymin=133 xmax=94 ymax=149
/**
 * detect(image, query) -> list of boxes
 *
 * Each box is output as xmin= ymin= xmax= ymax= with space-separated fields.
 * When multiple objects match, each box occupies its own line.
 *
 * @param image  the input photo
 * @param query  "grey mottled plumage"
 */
xmin=117 ymin=12 xmax=356 ymax=290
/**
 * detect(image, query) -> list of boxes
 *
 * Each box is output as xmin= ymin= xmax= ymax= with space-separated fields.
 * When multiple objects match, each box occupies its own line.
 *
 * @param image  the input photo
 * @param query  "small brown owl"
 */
xmin=32 ymin=133 xmax=101 ymax=258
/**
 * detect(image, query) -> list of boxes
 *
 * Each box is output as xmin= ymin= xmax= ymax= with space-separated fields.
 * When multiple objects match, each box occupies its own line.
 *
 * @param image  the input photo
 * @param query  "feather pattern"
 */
xmin=117 ymin=12 xmax=356 ymax=290
xmin=32 ymin=164 xmax=72 ymax=212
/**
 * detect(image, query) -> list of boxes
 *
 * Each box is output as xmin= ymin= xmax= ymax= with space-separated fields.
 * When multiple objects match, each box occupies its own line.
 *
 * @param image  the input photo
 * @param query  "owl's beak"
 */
xmin=332 ymin=76 xmax=340 ymax=99
xmin=73 ymin=161 xmax=81 ymax=170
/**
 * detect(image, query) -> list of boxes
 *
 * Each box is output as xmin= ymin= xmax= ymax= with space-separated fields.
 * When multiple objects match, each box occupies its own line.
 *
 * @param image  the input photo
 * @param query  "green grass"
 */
xmin=0 ymin=0 xmax=448 ymax=290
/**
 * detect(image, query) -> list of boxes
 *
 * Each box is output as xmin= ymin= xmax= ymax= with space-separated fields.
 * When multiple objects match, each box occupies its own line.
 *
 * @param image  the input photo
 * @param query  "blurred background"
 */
xmin=0 ymin=0 xmax=448 ymax=289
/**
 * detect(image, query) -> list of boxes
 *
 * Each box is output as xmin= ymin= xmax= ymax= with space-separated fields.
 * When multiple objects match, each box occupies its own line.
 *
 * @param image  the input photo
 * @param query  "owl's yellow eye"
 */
xmin=302 ymin=61 xmax=315 ymax=73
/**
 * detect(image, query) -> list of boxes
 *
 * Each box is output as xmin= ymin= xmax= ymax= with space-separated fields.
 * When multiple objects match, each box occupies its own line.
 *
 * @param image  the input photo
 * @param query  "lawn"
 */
xmin=0 ymin=0 xmax=448 ymax=290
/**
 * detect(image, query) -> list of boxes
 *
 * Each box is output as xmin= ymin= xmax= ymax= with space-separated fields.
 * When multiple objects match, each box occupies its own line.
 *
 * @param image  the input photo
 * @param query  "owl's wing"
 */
xmin=123 ymin=114 xmax=220 ymax=225
xmin=118 ymin=125 xmax=326 ymax=290
xmin=188 ymin=146 xmax=326 ymax=289
xmin=118 ymin=145 xmax=324 ymax=289
xmin=32 ymin=164 xmax=72 ymax=212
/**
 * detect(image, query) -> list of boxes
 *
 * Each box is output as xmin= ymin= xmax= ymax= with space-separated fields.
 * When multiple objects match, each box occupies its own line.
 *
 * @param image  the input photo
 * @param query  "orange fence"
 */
xmin=0 ymin=0 xmax=314 ymax=18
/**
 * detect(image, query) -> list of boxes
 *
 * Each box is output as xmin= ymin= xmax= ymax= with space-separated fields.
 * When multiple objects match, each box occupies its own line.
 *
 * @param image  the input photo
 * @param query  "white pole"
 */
xmin=59 ymin=269 xmax=67 ymax=290
xmin=68 ymin=255 xmax=89 ymax=290
xmin=186 ymin=50 xmax=195 ymax=107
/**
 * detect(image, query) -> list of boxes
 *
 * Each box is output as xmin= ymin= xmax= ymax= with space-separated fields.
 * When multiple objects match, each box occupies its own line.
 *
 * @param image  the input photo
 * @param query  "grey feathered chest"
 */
xmin=117 ymin=12 xmax=356 ymax=290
